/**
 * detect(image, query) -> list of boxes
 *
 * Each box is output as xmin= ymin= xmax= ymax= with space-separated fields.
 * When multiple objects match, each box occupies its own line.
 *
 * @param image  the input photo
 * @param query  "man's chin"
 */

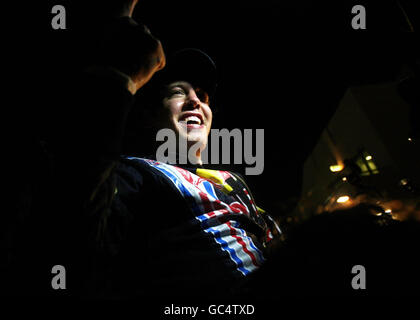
xmin=187 ymin=135 xmax=207 ymax=148
xmin=173 ymin=126 xmax=207 ymax=146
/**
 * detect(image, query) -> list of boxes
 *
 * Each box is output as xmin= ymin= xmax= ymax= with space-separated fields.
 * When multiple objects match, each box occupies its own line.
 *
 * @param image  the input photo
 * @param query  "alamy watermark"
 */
xmin=351 ymin=5 xmax=366 ymax=30
xmin=51 ymin=5 xmax=66 ymax=30
xmin=50 ymin=5 xmax=367 ymax=31
xmin=351 ymin=265 xmax=366 ymax=290
xmin=156 ymin=128 xmax=264 ymax=175
xmin=51 ymin=265 xmax=66 ymax=290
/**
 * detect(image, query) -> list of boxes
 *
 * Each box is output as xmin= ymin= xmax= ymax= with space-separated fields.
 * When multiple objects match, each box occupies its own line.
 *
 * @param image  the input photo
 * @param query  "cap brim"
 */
xmin=155 ymin=48 xmax=217 ymax=98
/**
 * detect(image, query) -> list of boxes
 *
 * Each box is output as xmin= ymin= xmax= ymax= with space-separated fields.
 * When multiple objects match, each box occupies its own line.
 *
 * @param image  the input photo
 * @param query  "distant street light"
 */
xmin=365 ymin=155 xmax=372 ymax=161
xmin=400 ymin=178 xmax=408 ymax=186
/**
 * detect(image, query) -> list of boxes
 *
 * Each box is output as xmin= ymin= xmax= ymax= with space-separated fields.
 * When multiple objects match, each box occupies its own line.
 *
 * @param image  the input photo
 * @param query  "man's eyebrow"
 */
xmin=168 ymin=81 xmax=191 ymax=88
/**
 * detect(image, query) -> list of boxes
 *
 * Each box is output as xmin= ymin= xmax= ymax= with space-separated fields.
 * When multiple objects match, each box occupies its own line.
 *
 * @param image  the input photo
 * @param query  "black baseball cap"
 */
xmin=148 ymin=48 xmax=218 ymax=101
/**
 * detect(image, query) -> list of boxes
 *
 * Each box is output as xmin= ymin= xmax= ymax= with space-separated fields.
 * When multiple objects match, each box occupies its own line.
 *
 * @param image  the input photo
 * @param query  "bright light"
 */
xmin=330 ymin=165 xmax=344 ymax=172
xmin=385 ymin=209 xmax=392 ymax=214
xmin=337 ymin=196 xmax=350 ymax=203
xmin=408 ymin=137 xmax=412 ymax=142
xmin=365 ymin=155 xmax=372 ymax=161
xmin=342 ymin=177 xmax=347 ymax=182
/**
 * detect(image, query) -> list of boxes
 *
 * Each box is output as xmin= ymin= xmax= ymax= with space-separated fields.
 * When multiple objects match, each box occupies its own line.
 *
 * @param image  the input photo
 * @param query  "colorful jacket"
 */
xmin=97 ymin=156 xmax=281 ymax=296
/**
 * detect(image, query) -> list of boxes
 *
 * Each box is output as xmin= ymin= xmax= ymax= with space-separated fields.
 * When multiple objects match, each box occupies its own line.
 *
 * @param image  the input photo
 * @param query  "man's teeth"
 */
xmin=182 ymin=116 xmax=202 ymax=125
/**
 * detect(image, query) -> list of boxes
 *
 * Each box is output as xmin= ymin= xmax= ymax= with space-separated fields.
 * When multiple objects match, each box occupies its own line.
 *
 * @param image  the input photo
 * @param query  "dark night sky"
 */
xmin=10 ymin=0 xmax=419 ymax=215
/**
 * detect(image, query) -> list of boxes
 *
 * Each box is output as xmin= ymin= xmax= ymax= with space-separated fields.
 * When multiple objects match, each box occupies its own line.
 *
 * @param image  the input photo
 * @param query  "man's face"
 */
xmin=158 ymin=81 xmax=213 ymax=151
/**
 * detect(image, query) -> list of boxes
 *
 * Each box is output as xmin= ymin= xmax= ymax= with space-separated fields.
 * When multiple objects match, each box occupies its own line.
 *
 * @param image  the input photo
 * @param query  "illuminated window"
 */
xmin=330 ymin=164 xmax=344 ymax=172
xmin=337 ymin=195 xmax=350 ymax=203
xmin=355 ymin=150 xmax=379 ymax=176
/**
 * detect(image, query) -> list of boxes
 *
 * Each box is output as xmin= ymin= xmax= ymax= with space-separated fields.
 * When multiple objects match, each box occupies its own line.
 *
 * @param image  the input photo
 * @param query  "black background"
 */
xmin=10 ymin=0 xmax=419 ymax=214
xmin=2 ymin=0 xmax=420 ymax=308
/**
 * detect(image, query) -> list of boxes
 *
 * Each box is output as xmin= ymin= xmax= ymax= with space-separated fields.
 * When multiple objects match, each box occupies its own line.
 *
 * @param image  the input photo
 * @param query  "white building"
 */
xmin=297 ymin=81 xmax=419 ymax=218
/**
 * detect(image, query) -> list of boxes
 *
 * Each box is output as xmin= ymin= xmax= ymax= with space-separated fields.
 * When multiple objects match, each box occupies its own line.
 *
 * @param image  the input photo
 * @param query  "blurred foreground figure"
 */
xmin=6 ymin=13 xmax=165 ymax=297
xmin=246 ymin=203 xmax=420 ymax=296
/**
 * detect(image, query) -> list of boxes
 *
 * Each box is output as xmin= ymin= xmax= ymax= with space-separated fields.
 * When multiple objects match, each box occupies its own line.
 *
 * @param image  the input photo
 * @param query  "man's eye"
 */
xmin=171 ymin=89 xmax=185 ymax=95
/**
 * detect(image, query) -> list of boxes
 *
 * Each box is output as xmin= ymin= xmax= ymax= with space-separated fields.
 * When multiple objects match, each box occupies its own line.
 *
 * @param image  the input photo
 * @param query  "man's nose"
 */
xmin=185 ymin=90 xmax=201 ymax=109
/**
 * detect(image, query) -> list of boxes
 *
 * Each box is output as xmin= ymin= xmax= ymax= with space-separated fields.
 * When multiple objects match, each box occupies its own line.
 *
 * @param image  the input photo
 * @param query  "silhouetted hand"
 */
xmin=132 ymin=34 xmax=166 ymax=92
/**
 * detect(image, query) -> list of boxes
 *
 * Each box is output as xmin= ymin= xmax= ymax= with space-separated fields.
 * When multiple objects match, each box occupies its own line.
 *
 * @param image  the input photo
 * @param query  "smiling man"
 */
xmin=61 ymin=48 xmax=281 ymax=298
xmin=156 ymin=80 xmax=212 ymax=165
xmin=134 ymin=48 xmax=216 ymax=166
